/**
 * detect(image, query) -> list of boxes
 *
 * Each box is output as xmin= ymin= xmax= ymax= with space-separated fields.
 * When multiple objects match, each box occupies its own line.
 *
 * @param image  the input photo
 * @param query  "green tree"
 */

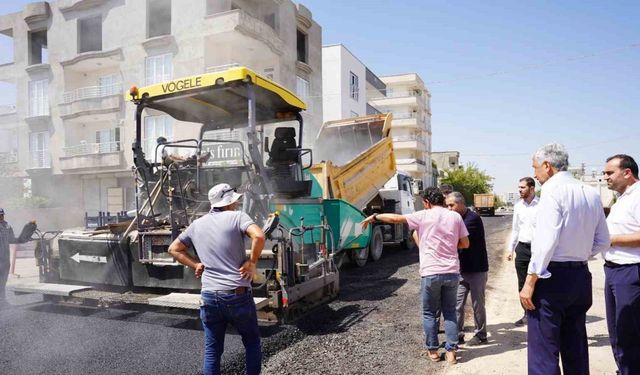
xmin=440 ymin=163 xmax=494 ymax=204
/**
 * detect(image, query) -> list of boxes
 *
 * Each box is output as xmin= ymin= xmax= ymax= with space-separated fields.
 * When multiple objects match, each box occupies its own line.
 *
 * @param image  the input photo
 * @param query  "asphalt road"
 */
xmin=1 ymin=215 xmax=512 ymax=375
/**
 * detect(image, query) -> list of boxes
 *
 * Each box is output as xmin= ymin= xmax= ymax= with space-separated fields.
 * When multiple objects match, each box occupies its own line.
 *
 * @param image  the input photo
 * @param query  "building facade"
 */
xmin=368 ymin=73 xmax=434 ymax=187
xmin=0 ymin=0 xmax=322 ymax=215
xmin=321 ymin=44 xmax=385 ymax=122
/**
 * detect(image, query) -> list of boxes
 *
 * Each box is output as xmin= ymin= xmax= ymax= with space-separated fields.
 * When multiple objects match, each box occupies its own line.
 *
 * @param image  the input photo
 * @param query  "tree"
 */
xmin=440 ymin=163 xmax=494 ymax=205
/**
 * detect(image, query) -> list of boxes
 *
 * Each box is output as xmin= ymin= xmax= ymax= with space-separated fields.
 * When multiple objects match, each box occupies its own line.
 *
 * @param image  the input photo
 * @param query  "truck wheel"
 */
xmin=369 ymin=227 xmax=384 ymax=261
xmin=350 ymin=246 xmax=369 ymax=267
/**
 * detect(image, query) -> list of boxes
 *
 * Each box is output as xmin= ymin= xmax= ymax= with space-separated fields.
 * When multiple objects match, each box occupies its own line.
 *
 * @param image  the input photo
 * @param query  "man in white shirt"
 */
xmin=520 ymin=143 xmax=610 ymax=375
xmin=602 ymin=154 xmax=640 ymax=375
xmin=506 ymin=176 xmax=539 ymax=326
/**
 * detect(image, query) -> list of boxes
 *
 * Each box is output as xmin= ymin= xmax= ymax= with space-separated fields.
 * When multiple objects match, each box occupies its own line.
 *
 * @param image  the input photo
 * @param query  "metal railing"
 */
xmin=63 ymin=141 xmax=121 ymax=157
xmin=0 ymin=151 xmax=18 ymax=164
xmin=0 ymin=104 xmax=16 ymax=116
xmin=391 ymin=112 xmax=418 ymax=120
xmin=396 ymin=158 xmax=426 ymax=166
xmin=30 ymin=150 xmax=50 ymax=168
xmin=62 ymin=82 xmax=122 ymax=103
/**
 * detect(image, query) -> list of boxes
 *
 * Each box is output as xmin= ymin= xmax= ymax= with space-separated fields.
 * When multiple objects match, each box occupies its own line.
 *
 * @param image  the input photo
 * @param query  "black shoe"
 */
xmin=458 ymin=335 xmax=465 ymax=344
xmin=466 ymin=336 xmax=488 ymax=346
xmin=514 ymin=315 xmax=527 ymax=327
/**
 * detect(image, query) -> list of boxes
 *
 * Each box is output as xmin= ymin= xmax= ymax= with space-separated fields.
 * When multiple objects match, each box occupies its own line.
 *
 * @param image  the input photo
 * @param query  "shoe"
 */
xmin=445 ymin=350 xmax=457 ymax=364
xmin=514 ymin=315 xmax=527 ymax=327
xmin=458 ymin=335 xmax=465 ymax=344
xmin=8 ymin=273 xmax=20 ymax=279
xmin=466 ymin=336 xmax=488 ymax=346
xmin=421 ymin=349 xmax=441 ymax=362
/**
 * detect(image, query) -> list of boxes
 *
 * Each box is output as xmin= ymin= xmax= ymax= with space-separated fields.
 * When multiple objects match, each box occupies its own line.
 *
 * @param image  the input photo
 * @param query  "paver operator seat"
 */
xmin=267 ymin=127 xmax=312 ymax=198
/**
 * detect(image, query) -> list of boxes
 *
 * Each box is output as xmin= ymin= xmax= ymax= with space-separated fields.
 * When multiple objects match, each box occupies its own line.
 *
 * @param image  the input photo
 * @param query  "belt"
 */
xmin=604 ymin=261 xmax=639 ymax=269
xmin=210 ymin=287 xmax=249 ymax=295
xmin=548 ymin=261 xmax=587 ymax=269
xmin=517 ymin=242 xmax=531 ymax=246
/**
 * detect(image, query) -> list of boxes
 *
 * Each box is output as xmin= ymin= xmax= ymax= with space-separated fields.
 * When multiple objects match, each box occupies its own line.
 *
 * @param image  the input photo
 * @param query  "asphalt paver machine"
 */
xmin=12 ymin=67 xmax=341 ymax=323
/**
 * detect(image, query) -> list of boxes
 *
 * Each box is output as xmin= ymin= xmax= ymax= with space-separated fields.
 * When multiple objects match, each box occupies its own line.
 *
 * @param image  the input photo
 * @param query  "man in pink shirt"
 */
xmin=362 ymin=187 xmax=469 ymax=364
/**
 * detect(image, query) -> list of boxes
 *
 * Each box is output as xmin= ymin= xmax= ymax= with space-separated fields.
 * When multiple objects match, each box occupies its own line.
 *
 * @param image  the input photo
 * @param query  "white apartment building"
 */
xmin=0 ymin=0 xmax=322 ymax=215
xmin=369 ymin=73 xmax=434 ymax=188
xmin=321 ymin=44 xmax=386 ymax=122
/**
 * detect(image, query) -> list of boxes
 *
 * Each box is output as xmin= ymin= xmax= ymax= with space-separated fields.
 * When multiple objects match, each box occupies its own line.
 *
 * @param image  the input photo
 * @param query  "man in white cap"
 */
xmin=0 ymin=208 xmax=17 ymax=308
xmin=168 ymin=183 xmax=265 ymax=375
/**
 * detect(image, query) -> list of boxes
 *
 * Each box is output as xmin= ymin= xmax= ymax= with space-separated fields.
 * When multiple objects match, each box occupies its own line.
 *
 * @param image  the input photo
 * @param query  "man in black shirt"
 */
xmin=446 ymin=192 xmax=489 ymax=346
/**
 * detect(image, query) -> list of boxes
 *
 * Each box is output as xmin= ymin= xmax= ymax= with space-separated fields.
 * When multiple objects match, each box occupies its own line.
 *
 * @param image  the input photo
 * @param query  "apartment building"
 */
xmin=321 ymin=44 xmax=386 ymax=122
xmin=368 ymin=73 xmax=434 ymax=188
xmin=0 ymin=0 xmax=322 ymax=215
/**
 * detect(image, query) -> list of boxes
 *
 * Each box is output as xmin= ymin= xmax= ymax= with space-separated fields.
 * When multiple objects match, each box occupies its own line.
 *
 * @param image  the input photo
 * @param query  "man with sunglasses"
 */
xmin=168 ymin=183 xmax=266 ymax=375
xmin=602 ymin=154 xmax=640 ymax=375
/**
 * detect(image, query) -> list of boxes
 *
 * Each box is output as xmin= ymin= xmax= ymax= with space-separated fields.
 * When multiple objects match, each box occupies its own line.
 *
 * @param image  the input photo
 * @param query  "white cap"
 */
xmin=208 ymin=183 xmax=243 ymax=208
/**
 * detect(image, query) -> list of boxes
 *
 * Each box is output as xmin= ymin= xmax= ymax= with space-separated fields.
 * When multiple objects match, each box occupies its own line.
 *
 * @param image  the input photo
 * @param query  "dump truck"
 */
xmin=474 ymin=193 xmax=496 ymax=216
xmin=10 ymin=67 xmax=405 ymax=323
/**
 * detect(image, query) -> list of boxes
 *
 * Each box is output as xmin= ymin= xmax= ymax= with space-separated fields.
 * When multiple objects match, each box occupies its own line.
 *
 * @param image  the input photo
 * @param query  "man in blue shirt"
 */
xmin=168 ymin=183 xmax=266 ymax=375
xmin=446 ymin=192 xmax=489 ymax=346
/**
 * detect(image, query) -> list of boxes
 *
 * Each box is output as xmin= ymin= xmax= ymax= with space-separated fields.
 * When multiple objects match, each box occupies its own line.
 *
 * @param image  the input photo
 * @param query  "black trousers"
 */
xmin=515 ymin=242 xmax=531 ymax=292
xmin=528 ymin=263 xmax=592 ymax=375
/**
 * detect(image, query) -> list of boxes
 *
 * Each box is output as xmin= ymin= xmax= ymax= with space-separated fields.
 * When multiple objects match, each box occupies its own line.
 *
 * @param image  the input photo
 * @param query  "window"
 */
xmin=99 ymin=74 xmax=119 ymax=96
xmin=148 ymin=0 xmax=171 ymax=38
xmin=29 ymin=131 xmax=50 ymax=168
xmin=0 ymin=129 xmax=18 ymax=163
xmin=145 ymin=53 xmax=172 ymax=85
xmin=0 ymin=29 xmax=14 ymax=65
xmin=296 ymin=76 xmax=309 ymax=105
xmin=350 ymin=72 xmax=359 ymax=101
xmin=78 ymin=16 xmax=102 ymax=53
xmin=96 ymin=128 xmax=120 ymax=153
xmin=144 ymin=115 xmax=172 ymax=160
xmin=296 ymin=29 xmax=307 ymax=63
xmin=264 ymin=13 xmax=276 ymax=31
xmin=28 ymin=29 xmax=48 ymax=65
xmin=29 ymin=79 xmax=49 ymax=117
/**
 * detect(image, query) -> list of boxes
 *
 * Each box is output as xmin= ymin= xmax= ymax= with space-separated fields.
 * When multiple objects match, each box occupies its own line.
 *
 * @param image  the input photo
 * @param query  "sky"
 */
xmin=1 ymin=1 xmax=639 ymax=195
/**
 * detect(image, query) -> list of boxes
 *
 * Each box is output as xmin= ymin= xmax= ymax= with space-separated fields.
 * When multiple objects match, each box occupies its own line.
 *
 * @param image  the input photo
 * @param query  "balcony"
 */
xmin=392 ymin=136 xmax=426 ymax=151
xmin=60 ymin=141 xmax=123 ymax=171
xmin=0 ymin=104 xmax=17 ymax=117
xmin=205 ymin=10 xmax=284 ymax=56
xmin=371 ymin=91 xmax=425 ymax=107
xmin=27 ymin=150 xmax=51 ymax=174
xmin=0 ymin=151 xmax=18 ymax=164
xmin=395 ymin=158 xmax=426 ymax=173
xmin=60 ymin=47 xmax=123 ymax=73
xmin=59 ymin=83 xmax=122 ymax=119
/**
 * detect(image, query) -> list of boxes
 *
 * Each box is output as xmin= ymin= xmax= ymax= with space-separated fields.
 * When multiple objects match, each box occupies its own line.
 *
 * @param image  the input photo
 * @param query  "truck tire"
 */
xmin=369 ymin=227 xmax=384 ymax=261
xmin=350 ymin=246 xmax=369 ymax=267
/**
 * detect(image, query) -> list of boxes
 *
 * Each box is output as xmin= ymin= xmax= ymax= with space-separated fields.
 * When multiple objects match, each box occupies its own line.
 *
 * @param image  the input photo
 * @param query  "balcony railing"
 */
xmin=392 ymin=112 xmax=418 ymax=120
xmin=62 ymin=82 xmax=122 ymax=103
xmin=30 ymin=150 xmax=50 ymax=168
xmin=0 ymin=151 xmax=18 ymax=164
xmin=206 ymin=63 xmax=240 ymax=73
xmin=393 ymin=136 xmax=426 ymax=145
xmin=63 ymin=141 xmax=121 ymax=157
xmin=384 ymin=90 xmax=423 ymax=99
xmin=396 ymin=158 xmax=427 ymax=166
xmin=0 ymin=104 xmax=17 ymax=116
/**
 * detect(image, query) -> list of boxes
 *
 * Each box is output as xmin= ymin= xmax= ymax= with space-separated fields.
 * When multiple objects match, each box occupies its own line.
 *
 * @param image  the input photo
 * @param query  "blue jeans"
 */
xmin=421 ymin=273 xmax=460 ymax=351
xmin=200 ymin=291 xmax=262 ymax=375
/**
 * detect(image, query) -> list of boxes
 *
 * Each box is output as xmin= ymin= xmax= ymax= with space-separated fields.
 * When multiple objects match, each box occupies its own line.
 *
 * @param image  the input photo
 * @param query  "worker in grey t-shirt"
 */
xmin=168 ymin=183 xmax=266 ymax=375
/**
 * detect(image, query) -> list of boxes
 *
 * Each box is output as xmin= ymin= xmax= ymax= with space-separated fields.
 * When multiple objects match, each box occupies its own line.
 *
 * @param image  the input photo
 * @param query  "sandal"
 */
xmin=445 ymin=350 xmax=457 ymax=364
xmin=420 ymin=349 xmax=441 ymax=362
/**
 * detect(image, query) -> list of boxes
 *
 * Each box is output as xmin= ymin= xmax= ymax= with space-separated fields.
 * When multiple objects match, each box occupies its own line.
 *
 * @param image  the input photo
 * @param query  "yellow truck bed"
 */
xmin=310 ymin=113 xmax=396 ymax=209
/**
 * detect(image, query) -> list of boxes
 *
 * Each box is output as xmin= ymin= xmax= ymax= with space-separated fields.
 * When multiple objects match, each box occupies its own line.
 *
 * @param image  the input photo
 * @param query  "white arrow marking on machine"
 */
xmin=71 ymin=253 xmax=107 ymax=264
